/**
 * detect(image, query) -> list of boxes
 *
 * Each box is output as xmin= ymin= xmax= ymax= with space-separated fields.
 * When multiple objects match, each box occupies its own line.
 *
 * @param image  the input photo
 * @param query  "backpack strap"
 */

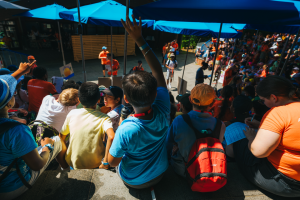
xmin=211 ymin=118 xmax=222 ymax=140
xmin=182 ymin=114 xmax=207 ymax=139
xmin=0 ymin=121 xmax=32 ymax=189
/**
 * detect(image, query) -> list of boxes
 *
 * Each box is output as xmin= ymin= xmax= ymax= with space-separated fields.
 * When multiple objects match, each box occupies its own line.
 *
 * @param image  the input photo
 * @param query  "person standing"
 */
xmin=99 ymin=46 xmax=109 ymax=77
xmin=27 ymin=55 xmax=38 ymax=76
xmin=165 ymin=53 xmax=177 ymax=89
xmin=132 ymin=60 xmax=144 ymax=72
xmin=195 ymin=61 xmax=209 ymax=85
xmin=162 ymin=43 xmax=168 ymax=67
xmin=223 ymin=65 xmax=237 ymax=87
xmin=172 ymin=39 xmax=179 ymax=51
xmin=106 ymin=53 xmax=120 ymax=77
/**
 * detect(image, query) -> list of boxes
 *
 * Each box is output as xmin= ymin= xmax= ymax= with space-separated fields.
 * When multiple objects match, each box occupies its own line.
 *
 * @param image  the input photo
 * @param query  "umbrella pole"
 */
xmin=230 ymin=38 xmax=237 ymax=59
xmin=76 ymin=0 xmax=87 ymax=82
xmin=123 ymin=0 xmax=130 ymax=76
xmin=57 ymin=21 xmax=66 ymax=66
xmin=276 ymin=34 xmax=290 ymax=75
xmin=210 ymin=23 xmax=223 ymax=86
xmin=280 ymin=28 xmax=300 ymax=76
xmin=111 ymin=26 xmax=113 ymax=86
xmin=179 ymin=36 xmax=191 ymax=94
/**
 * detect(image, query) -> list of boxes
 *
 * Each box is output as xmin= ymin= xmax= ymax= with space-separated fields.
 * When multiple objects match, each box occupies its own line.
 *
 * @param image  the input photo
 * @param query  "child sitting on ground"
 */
xmin=35 ymin=88 xmax=80 ymax=132
xmin=60 ymin=82 xmax=114 ymax=170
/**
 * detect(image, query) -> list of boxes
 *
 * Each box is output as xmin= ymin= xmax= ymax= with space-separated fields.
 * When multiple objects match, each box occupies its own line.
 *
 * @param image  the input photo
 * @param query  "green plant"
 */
xmin=181 ymin=35 xmax=210 ymax=49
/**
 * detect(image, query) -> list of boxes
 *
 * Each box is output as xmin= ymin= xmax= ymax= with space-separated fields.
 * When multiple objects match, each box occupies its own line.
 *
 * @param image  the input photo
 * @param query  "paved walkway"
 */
xmin=17 ymin=46 xmax=222 ymax=99
xmin=16 ymin=162 xmax=297 ymax=200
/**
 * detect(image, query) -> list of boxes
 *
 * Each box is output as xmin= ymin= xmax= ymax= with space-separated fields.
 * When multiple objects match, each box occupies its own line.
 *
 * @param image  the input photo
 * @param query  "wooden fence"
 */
xmin=71 ymin=35 xmax=136 ymax=62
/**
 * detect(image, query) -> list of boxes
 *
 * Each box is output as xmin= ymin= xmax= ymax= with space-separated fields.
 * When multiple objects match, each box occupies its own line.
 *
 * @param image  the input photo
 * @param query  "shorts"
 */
xmin=102 ymin=64 xmax=106 ymax=70
xmin=216 ymin=60 xmax=221 ymax=65
xmin=0 ymin=136 xmax=63 ymax=200
xmin=166 ymin=69 xmax=174 ymax=80
xmin=116 ymin=165 xmax=165 ymax=189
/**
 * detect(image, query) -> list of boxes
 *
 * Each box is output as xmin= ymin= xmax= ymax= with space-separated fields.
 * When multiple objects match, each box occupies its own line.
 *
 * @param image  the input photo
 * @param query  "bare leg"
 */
xmin=103 ymin=70 xmax=106 ymax=77
xmin=55 ymin=138 xmax=69 ymax=169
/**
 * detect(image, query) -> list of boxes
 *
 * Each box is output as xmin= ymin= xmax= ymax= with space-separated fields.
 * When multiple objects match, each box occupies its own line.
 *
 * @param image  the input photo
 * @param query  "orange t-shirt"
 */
xmin=27 ymin=79 xmax=57 ymax=113
xmin=210 ymin=99 xmax=234 ymax=122
xmin=172 ymin=43 xmax=178 ymax=49
xmin=162 ymin=46 xmax=167 ymax=53
xmin=260 ymin=70 xmax=267 ymax=77
xmin=223 ymin=68 xmax=233 ymax=87
xmin=99 ymin=51 xmax=109 ymax=65
xmin=106 ymin=59 xmax=119 ymax=76
xmin=133 ymin=66 xmax=144 ymax=71
xmin=260 ymin=102 xmax=300 ymax=181
xmin=216 ymin=55 xmax=223 ymax=61
xmin=261 ymin=44 xmax=269 ymax=52
xmin=29 ymin=63 xmax=38 ymax=76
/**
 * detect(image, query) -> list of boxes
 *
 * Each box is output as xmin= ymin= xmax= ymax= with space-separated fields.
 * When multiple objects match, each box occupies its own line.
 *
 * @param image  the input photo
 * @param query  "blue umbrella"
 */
xmin=59 ymin=0 xmax=154 ymax=27
xmin=153 ymin=21 xmax=245 ymax=38
xmin=0 ymin=0 xmax=28 ymax=20
xmin=16 ymin=3 xmax=68 ymax=20
xmin=244 ymin=24 xmax=300 ymax=34
xmin=133 ymin=0 xmax=300 ymax=25
xmin=17 ymin=4 xmax=68 ymax=66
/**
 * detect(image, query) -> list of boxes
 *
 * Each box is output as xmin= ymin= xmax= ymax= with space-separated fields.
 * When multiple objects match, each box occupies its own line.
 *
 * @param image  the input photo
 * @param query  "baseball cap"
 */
xmin=277 ymin=37 xmax=282 ymax=42
xmin=102 ymin=46 xmax=107 ymax=50
xmin=293 ymin=67 xmax=300 ymax=71
xmin=274 ymin=54 xmax=280 ymax=57
xmin=28 ymin=55 xmax=35 ymax=60
xmin=98 ymin=85 xmax=106 ymax=91
xmin=293 ymin=73 xmax=300 ymax=78
xmin=0 ymin=75 xmax=17 ymax=109
xmin=0 ymin=68 xmax=11 ymax=75
xmin=176 ymin=93 xmax=192 ymax=110
xmin=240 ymin=65 xmax=245 ymax=69
xmin=170 ymin=53 xmax=175 ymax=57
xmin=102 ymin=86 xmax=123 ymax=100
xmin=190 ymin=84 xmax=217 ymax=106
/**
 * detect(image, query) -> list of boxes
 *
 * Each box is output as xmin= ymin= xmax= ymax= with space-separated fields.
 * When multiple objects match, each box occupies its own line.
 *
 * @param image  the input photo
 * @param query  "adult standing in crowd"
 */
xmin=195 ymin=60 xmax=208 ymax=85
xmin=99 ymin=46 xmax=109 ymax=77
xmin=27 ymin=55 xmax=38 ymax=76
xmin=106 ymin=53 xmax=120 ymax=77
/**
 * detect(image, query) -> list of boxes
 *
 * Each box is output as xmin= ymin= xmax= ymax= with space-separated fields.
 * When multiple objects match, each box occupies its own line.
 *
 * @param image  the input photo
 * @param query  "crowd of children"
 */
xmin=1 ymin=17 xmax=300 ymax=200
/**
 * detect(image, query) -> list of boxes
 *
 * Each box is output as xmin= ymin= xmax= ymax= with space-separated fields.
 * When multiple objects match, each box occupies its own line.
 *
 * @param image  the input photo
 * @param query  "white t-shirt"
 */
xmin=36 ymin=95 xmax=77 ymax=131
xmin=107 ymin=104 xmax=124 ymax=132
xmin=166 ymin=60 xmax=178 ymax=71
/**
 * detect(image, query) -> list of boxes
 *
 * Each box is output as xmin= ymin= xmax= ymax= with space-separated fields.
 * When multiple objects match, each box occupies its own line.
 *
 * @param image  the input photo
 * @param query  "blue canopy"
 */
xmin=153 ymin=21 xmax=245 ymax=38
xmin=133 ymin=0 xmax=300 ymax=25
xmin=59 ymin=0 xmax=153 ymax=27
xmin=16 ymin=3 xmax=68 ymax=20
xmin=245 ymin=24 xmax=300 ymax=34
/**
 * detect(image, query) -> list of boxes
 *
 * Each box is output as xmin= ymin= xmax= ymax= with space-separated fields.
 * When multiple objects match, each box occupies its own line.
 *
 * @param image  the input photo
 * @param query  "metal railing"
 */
xmin=0 ymin=48 xmax=29 ymax=68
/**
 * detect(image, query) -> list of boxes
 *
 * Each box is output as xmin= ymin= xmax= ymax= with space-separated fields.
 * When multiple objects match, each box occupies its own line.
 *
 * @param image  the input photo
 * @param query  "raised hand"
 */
xmin=121 ymin=15 xmax=143 ymax=45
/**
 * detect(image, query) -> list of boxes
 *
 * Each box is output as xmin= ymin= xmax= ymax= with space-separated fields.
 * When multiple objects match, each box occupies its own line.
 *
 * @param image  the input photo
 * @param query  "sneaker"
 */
xmin=168 ymin=83 xmax=172 ymax=89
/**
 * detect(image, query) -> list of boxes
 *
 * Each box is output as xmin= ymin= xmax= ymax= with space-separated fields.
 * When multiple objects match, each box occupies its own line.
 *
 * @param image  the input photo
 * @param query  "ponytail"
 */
xmin=218 ymin=85 xmax=233 ymax=120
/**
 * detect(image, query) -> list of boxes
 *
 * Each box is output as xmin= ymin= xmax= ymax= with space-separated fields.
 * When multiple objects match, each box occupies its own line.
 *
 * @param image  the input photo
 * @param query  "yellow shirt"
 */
xmin=61 ymin=108 xmax=112 ymax=169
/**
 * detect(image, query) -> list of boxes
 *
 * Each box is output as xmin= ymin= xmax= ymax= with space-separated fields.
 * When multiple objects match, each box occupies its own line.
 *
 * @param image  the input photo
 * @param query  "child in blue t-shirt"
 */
xmin=108 ymin=16 xmax=170 ymax=189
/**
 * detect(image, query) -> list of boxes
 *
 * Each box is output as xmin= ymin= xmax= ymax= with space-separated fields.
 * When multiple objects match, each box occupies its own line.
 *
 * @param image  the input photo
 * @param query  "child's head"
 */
xmin=263 ymin=64 xmax=268 ymax=70
xmin=33 ymin=67 xmax=47 ymax=81
xmin=28 ymin=55 xmax=35 ymax=63
xmin=79 ymin=82 xmax=100 ymax=108
xmin=102 ymin=86 xmax=123 ymax=109
xmin=190 ymin=84 xmax=216 ymax=111
xmin=243 ymin=85 xmax=255 ymax=98
xmin=122 ymin=71 xmax=157 ymax=108
xmin=231 ymin=95 xmax=252 ymax=120
xmin=58 ymin=88 xmax=79 ymax=106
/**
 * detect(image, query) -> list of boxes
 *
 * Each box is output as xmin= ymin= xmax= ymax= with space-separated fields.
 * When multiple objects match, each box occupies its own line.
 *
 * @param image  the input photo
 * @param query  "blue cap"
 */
xmin=295 ymin=57 xmax=300 ymax=61
xmin=0 ymin=68 xmax=11 ymax=75
xmin=102 ymin=46 xmax=107 ymax=50
xmin=240 ymin=66 xmax=245 ymax=69
xmin=0 ymin=75 xmax=17 ymax=109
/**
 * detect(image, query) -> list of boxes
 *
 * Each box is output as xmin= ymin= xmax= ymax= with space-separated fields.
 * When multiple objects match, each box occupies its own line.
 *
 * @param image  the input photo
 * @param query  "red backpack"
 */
xmin=182 ymin=114 xmax=227 ymax=192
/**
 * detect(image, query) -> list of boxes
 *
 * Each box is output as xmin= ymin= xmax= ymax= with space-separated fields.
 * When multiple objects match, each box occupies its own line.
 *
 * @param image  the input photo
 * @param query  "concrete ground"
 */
xmin=16 ymin=163 xmax=298 ymax=200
